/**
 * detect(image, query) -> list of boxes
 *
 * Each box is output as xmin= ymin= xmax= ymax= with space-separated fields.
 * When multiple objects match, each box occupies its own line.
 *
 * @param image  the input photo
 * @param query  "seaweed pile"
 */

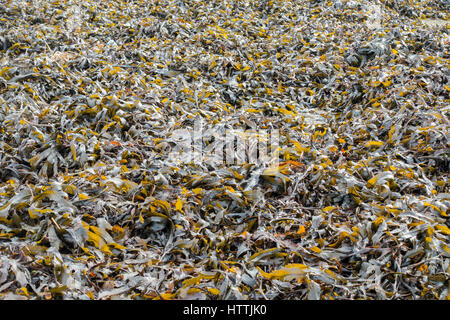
xmin=0 ymin=0 xmax=449 ymax=300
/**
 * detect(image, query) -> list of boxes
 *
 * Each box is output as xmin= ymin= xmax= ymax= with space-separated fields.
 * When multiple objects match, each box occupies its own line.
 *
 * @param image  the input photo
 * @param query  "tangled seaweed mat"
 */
xmin=0 ymin=0 xmax=449 ymax=300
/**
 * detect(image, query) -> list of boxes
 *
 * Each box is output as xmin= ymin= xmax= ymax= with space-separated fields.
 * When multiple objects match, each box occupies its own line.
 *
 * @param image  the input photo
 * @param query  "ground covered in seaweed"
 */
xmin=0 ymin=0 xmax=449 ymax=300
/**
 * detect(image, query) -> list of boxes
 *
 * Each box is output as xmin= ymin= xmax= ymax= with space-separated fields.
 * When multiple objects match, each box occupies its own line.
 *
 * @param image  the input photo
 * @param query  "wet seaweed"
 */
xmin=0 ymin=0 xmax=448 ymax=300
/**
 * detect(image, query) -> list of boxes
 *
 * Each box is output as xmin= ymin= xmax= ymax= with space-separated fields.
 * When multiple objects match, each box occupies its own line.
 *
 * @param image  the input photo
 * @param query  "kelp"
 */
xmin=0 ymin=0 xmax=449 ymax=300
